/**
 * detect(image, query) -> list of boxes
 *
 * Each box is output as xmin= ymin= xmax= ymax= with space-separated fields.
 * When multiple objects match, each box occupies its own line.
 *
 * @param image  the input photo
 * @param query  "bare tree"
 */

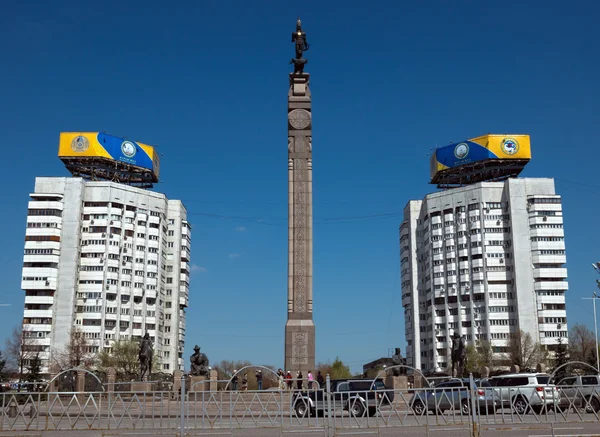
xmin=569 ymin=324 xmax=597 ymax=366
xmin=97 ymin=340 xmax=139 ymax=377
xmin=52 ymin=327 xmax=95 ymax=370
xmin=5 ymin=325 xmax=38 ymax=388
xmin=506 ymin=330 xmax=546 ymax=370
xmin=477 ymin=340 xmax=496 ymax=370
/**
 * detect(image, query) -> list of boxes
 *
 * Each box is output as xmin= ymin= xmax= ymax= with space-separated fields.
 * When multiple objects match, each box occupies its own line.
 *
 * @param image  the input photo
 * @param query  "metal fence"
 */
xmin=0 ymin=373 xmax=599 ymax=436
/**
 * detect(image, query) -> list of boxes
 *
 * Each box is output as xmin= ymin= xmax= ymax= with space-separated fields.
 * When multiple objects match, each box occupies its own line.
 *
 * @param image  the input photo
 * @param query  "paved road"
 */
xmin=1 ymin=423 xmax=600 ymax=437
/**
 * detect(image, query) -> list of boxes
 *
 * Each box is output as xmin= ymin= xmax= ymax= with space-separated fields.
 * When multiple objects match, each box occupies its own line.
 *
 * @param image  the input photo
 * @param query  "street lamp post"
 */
xmin=588 ymin=264 xmax=600 ymax=373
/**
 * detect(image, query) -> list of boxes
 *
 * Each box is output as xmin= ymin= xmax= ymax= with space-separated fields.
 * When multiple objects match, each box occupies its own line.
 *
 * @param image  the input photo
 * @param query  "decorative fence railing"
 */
xmin=0 ymin=373 xmax=599 ymax=436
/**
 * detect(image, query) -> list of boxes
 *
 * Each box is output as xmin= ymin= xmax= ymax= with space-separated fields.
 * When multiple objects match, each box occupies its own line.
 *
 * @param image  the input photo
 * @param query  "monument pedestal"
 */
xmin=284 ymin=70 xmax=316 ymax=377
xmin=385 ymin=375 xmax=409 ymax=391
xmin=190 ymin=375 xmax=208 ymax=392
xmin=209 ymin=369 xmax=218 ymax=392
xmin=131 ymin=382 xmax=153 ymax=392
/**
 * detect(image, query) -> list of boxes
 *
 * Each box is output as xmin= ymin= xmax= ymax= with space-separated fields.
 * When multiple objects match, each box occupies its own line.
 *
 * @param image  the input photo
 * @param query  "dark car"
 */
xmin=292 ymin=378 xmax=394 ymax=417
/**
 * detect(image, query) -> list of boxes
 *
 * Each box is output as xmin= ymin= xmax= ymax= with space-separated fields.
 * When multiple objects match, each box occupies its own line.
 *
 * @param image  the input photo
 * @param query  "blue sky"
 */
xmin=1 ymin=1 xmax=599 ymax=373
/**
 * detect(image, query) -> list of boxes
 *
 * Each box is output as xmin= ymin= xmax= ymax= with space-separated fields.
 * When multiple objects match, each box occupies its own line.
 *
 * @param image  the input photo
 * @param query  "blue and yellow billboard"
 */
xmin=430 ymin=134 xmax=531 ymax=182
xmin=59 ymin=132 xmax=160 ymax=181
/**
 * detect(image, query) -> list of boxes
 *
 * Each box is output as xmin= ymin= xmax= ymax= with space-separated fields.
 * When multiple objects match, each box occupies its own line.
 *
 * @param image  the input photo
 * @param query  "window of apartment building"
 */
xmin=149 ymin=247 xmax=158 ymax=253
xmin=168 ymin=219 xmax=175 ymax=225
xmin=468 ymin=203 xmax=479 ymax=211
xmin=28 ymin=209 xmax=62 ymax=217
xmin=80 ymin=266 xmax=103 ymax=272
xmin=537 ymin=290 xmax=564 ymax=296
xmin=543 ymin=317 xmax=566 ymax=324
xmin=24 ymin=249 xmax=55 ymax=255
xmin=529 ymin=198 xmax=561 ymax=204
xmin=530 ymin=224 xmax=563 ymax=229
xmin=486 ymin=253 xmax=506 ymax=258
xmin=27 ymin=222 xmax=58 ymax=228
xmin=483 ymin=227 xmax=510 ymax=233
xmin=488 ymin=306 xmax=514 ymax=313
xmin=26 ymin=235 xmax=61 ymax=242
xmin=168 ymin=230 xmax=175 ymax=236
xmin=531 ymin=237 xmax=564 ymax=242
xmin=542 ymin=303 xmax=566 ymax=310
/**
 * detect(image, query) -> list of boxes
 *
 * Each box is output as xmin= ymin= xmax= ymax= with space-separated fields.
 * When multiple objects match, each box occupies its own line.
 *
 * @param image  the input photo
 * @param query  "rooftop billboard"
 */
xmin=430 ymin=134 xmax=531 ymax=185
xmin=58 ymin=132 xmax=160 ymax=182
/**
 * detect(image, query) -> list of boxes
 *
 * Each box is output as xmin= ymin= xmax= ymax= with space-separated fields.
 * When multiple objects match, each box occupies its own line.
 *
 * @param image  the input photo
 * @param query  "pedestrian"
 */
xmin=242 ymin=372 xmax=248 ymax=391
xmin=307 ymin=370 xmax=314 ymax=389
xmin=286 ymin=371 xmax=293 ymax=390
xmin=231 ymin=370 xmax=239 ymax=391
xmin=256 ymin=369 xmax=263 ymax=390
xmin=317 ymin=370 xmax=324 ymax=388
xmin=278 ymin=369 xmax=285 ymax=390
xmin=297 ymin=371 xmax=303 ymax=390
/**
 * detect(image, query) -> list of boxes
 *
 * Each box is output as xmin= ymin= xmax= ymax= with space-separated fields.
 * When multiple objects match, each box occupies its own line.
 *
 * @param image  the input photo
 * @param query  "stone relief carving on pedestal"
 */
xmin=288 ymin=109 xmax=311 ymax=130
xmin=294 ymin=155 xmax=306 ymax=312
xmin=291 ymin=332 xmax=309 ymax=365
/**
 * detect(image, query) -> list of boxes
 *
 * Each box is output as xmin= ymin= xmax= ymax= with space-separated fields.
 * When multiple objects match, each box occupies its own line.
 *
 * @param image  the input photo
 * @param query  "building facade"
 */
xmin=21 ymin=177 xmax=191 ymax=374
xmin=401 ymin=178 xmax=568 ymax=372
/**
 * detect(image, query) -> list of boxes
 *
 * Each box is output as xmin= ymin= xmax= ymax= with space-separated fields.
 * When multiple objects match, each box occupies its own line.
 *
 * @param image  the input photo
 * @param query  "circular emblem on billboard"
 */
xmin=288 ymin=109 xmax=311 ymax=130
xmin=501 ymin=138 xmax=519 ymax=155
xmin=121 ymin=141 xmax=136 ymax=158
xmin=454 ymin=143 xmax=469 ymax=159
xmin=71 ymin=135 xmax=90 ymax=152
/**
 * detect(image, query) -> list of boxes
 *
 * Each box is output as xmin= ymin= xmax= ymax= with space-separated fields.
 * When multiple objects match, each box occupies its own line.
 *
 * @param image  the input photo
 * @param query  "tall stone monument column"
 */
xmin=285 ymin=18 xmax=315 ymax=376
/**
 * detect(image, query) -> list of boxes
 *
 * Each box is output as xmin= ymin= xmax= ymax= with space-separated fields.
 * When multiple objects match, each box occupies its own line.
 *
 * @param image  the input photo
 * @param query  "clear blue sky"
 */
xmin=1 ymin=0 xmax=599 ymax=373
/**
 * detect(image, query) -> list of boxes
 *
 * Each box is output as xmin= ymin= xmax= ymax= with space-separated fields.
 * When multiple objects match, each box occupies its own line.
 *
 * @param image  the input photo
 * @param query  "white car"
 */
xmin=486 ymin=373 xmax=560 ymax=415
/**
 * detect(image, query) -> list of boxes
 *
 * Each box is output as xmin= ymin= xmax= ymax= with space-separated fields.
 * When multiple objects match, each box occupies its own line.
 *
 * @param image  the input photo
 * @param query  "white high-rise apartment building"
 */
xmin=401 ymin=178 xmax=568 ymax=372
xmin=21 ymin=177 xmax=191 ymax=374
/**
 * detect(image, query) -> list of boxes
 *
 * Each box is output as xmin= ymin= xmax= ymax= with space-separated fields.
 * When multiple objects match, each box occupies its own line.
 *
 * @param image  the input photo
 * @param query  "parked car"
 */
xmin=409 ymin=379 xmax=498 ymax=415
xmin=291 ymin=378 xmax=394 ymax=417
xmin=555 ymin=375 xmax=600 ymax=413
xmin=486 ymin=373 xmax=560 ymax=414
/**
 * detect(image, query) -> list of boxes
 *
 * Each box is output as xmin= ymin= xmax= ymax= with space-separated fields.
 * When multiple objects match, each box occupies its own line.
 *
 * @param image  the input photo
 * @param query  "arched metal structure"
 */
xmin=46 ymin=368 xmax=105 ymax=392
